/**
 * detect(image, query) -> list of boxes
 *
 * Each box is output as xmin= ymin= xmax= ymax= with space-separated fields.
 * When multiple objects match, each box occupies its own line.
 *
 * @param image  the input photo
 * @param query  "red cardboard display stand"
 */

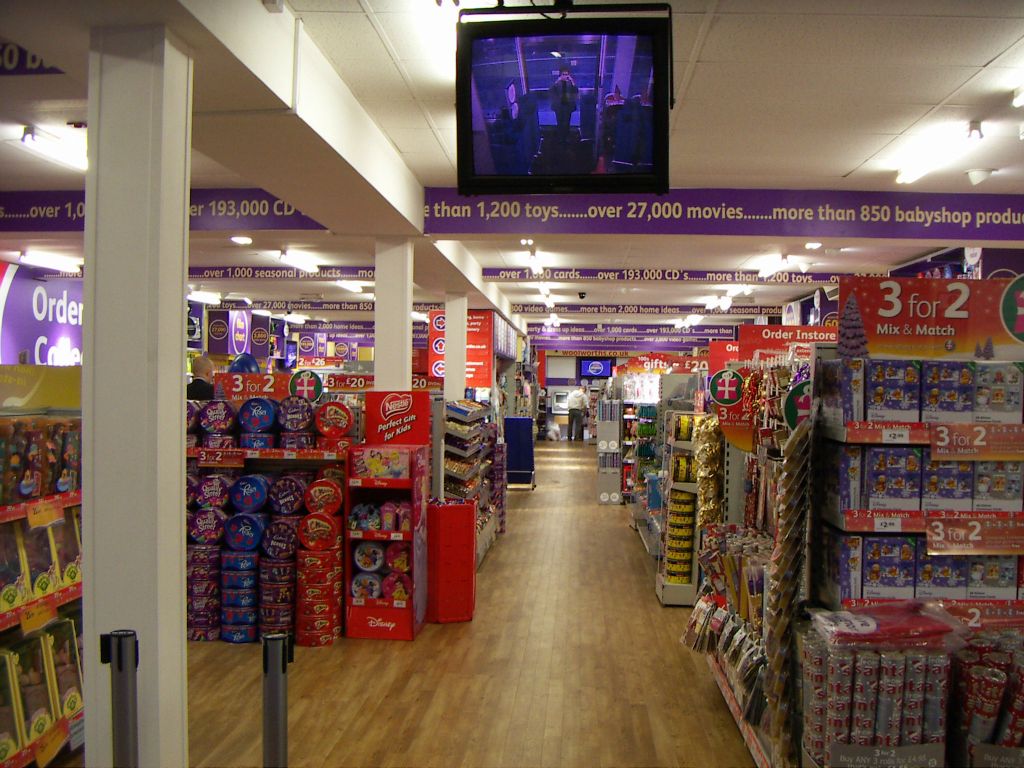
xmin=344 ymin=444 xmax=429 ymax=640
xmin=426 ymin=501 xmax=476 ymax=623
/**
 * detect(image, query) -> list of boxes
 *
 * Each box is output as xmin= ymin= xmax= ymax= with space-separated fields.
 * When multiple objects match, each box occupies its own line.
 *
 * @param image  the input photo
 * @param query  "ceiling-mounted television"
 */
xmin=456 ymin=10 xmax=672 ymax=195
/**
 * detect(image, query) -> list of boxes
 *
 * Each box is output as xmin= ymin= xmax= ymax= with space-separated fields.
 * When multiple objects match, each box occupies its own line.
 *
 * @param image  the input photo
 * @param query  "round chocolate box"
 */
xmin=198 ymin=400 xmax=237 ymax=433
xmin=224 ymin=513 xmax=265 ymax=552
xmin=230 ymin=475 xmax=270 ymax=513
xmin=269 ymin=476 xmax=307 ymax=515
xmin=277 ymin=396 xmax=314 ymax=432
xmin=261 ymin=520 xmax=299 ymax=559
xmin=238 ymin=397 xmax=277 ymax=433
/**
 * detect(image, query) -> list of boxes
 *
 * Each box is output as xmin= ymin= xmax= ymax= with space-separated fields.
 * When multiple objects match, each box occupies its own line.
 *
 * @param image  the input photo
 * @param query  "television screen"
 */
xmin=578 ymin=357 xmax=613 ymax=379
xmin=456 ymin=15 xmax=671 ymax=195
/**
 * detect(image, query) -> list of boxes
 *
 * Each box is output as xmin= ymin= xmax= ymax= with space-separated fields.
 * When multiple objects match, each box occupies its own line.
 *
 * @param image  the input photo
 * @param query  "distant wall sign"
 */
xmin=0 ymin=44 xmax=63 ymax=76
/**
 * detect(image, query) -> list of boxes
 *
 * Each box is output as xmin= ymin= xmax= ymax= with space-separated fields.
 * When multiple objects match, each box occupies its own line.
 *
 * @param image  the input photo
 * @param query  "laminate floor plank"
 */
xmin=187 ymin=442 xmax=754 ymax=768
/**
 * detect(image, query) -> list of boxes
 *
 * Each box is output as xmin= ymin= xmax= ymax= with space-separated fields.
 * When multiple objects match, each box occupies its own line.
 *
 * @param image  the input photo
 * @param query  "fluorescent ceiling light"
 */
xmin=19 ymin=250 xmax=84 ymax=273
xmin=283 ymin=312 xmax=307 ymax=324
xmin=529 ymin=258 xmax=544 ymax=276
xmin=14 ymin=126 xmax=87 ymax=172
xmin=538 ymin=285 xmax=550 ymax=296
xmin=278 ymin=249 xmax=320 ymax=274
xmin=362 ymin=293 xmax=376 ymax=302
xmin=719 ymin=296 xmax=733 ymax=311
xmin=1014 ymin=87 xmax=1024 ymax=108
xmin=804 ymin=242 xmax=822 ymax=250
xmin=336 ymin=280 xmax=363 ymax=293
xmin=230 ymin=235 xmax=253 ymax=246
xmin=726 ymin=285 xmax=745 ymax=298
xmin=543 ymin=296 xmax=555 ymax=309
xmin=241 ymin=296 xmax=253 ymax=305
xmin=703 ymin=297 xmax=721 ymax=310
xmin=684 ymin=314 xmax=704 ymax=326
xmin=252 ymin=309 xmax=272 ymax=317
xmin=894 ymin=122 xmax=983 ymax=184
xmin=187 ymin=290 xmax=221 ymax=305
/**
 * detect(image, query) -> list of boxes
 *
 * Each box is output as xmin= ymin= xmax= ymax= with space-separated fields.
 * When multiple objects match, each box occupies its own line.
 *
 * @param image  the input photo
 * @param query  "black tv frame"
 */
xmin=455 ymin=4 xmax=673 ymax=196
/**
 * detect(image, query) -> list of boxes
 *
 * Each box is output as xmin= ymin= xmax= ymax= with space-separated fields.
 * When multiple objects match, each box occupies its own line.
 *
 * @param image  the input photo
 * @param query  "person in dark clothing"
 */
xmin=187 ymin=355 xmax=215 ymax=400
xmin=549 ymin=68 xmax=579 ymax=145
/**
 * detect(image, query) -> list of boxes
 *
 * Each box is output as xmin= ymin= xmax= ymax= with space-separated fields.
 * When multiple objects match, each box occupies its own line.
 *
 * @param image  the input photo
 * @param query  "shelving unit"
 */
xmin=707 ymin=655 xmax=772 ymax=768
xmin=443 ymin=401 xmax=488 ymax=503
xmin=657 ymin=410 xmax=700 ymax=606
xmin=345 ymin=445 xmax=428 ymax=640
xmin=596 ymin=399 xmax=622 ymax=505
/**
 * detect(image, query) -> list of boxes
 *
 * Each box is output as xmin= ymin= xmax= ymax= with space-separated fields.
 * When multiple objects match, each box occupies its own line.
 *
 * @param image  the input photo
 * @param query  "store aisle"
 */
xmin=187 ymin=441 xmax=752 ymax=768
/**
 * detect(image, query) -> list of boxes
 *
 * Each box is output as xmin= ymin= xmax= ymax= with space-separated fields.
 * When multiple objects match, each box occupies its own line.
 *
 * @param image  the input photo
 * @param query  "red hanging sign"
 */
xmin=737 ymin=325 xmax=837 ymax=360
xmin=466 ymin=310 xmax=494 ymax=388
xmin=363 ymin=391 xmax=432 ymax=445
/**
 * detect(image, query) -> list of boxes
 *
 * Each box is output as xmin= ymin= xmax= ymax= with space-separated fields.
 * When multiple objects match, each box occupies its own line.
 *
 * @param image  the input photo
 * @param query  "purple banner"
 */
xmin=219 ymin=300 xmax=442 ymax=312
xmin=0 ymin=188 xmax=324 ymax=232
xmin=206 ymin=310 xmax=231 ymax=355
xmin=0 ymin=264 xmax=83 ymax=365
xmin=0 ymin=44 xmax=63 ymax=75
xmin=250 ymin=315 xmax=271 ymax=358
xmin=425 ymin=187 xmax=1024 ymax=240
xmin=527 ymin=323 xmax=735 ymax=339
xmin=536 ymin=340 xmax=703 ymax=352
xmin=188 ymin=265 xmax=374 ymax=281
xmin=229 ymin=311 xmax=250 ymax=356
xmin=484 ymin=266 xmax=846 ymax=286
xmin=982 ymin=248 xmax=1024 ymax=279
xmin=513 ymin=303 xmax=782 ymax=316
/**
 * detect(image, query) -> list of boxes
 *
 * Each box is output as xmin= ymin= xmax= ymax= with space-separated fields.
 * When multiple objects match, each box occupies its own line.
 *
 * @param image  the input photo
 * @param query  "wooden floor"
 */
xmin=187 ymin=441 xmax=753 ymax=768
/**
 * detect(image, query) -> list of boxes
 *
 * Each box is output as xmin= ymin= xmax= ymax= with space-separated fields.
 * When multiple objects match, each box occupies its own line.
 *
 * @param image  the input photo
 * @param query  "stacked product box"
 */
xmin=866 ymin=360 xmax=921 ymax=422
xmin=818 ymin=357 xmax=866 ymax=426
xmin=973 ymin=362 xmax=1024 ymax=424
xmin=187 ymin=542 xmax=222 ymax=641
xmin=921 ymin=361 xmax=975 ymax=424
xmin=864 ymin=447 xmax=921 ymax=511
xmin=294 ymin=501 xmax=343 ymax=646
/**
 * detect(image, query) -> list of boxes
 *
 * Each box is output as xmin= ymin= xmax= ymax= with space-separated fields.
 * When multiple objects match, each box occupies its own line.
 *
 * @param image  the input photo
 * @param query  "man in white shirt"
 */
xmin=566 ymin=385 xmax=588 ymax=442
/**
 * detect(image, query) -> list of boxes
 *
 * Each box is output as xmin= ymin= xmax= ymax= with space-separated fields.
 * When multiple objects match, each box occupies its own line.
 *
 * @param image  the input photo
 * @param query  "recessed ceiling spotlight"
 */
xmin=230 ymin=235 xmax=253 ymax=246
xmin=804 ymin=242 xmax=822 ymax=250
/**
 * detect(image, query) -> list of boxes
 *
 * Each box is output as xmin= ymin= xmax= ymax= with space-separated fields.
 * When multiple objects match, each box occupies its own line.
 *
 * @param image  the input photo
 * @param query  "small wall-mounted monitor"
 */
xmin=456 ymin=14 xmax=672 ymax=195
xmin=577 ymin=357 xmax=613 ymax=380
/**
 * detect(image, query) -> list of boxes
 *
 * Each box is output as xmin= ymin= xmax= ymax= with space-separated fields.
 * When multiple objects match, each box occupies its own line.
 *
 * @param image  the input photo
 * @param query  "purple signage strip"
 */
xmin=527 ymin=323 xmax=735 ymax=339
xmin=188 ymin=265 xmax=374 ymax=281
xmin=484 ymin=266 xmax=853 ymax=286
xmin=220 ymin=300 xmax=443 ymax=312
xmin=0 ymin=44 xmax=63 ymax=75
xmin=424 ymin=187 xmax=1024 ymax=241
xmin=513 ymin=303 xmax=782 ymax=316
xmin=0 ymin=188 xmax=324 ymax=232
xmin=536 ymin=340 xmax=704 ymax=352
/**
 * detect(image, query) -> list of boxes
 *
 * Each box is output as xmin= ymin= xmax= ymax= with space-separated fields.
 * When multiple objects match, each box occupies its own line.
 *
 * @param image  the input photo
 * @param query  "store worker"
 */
xmin=567 ymin=385 xmax=588 ymax=442
xmin=187 ymin=355 xmax=215 ymax=401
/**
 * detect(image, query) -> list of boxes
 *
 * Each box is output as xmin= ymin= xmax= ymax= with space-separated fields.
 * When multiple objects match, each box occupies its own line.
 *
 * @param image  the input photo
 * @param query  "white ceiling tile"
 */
xmin=325 ymin=56 xmax=414 ymax=100
xmin=717 ymin=0 xmax=1024 ymax=16
xmin=387 ymin=127 xmax=442 ymax=154
xmin=299 ymin=13 xmax=384 ymax=60
xmin=291 ymin=1 xmax=365 ymax=12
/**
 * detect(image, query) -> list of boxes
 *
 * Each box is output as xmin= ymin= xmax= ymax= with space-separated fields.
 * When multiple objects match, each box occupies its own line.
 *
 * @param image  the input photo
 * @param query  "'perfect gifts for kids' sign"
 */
xmin=363 ymin=391 xmax=431 ymax=446
xmin=838 ymin=275 xmax=1024 ymax=360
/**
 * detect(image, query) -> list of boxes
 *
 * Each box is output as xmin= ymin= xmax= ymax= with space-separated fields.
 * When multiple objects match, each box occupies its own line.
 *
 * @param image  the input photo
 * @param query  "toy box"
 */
xmin=818 ymin=358 xmax=865 ymax=427
xmin=0 ymin=653 xmax=24 ymax=759
xmin=973 ymin=461 xmax=1024 ymax=512
xmin=349 ymin=445 xmax=412 ymax=479
xmin=818 ymin=444 xmax=863 ymax=521
xmin=0 ymin=522 xmax=27 ymax=613
xmin=10 ymin=636 xmax=57 ymax=745
xmin=820 ymin=525 xmax=862 ymax=605
xmin=49 ymin=510 xmax=81 ymax=587
xmin=865 ymin=447 xmax=921 ymax=511
xmin=967 ymin=555 xmax=1018 ymax=600
xmin=974 ymin=362 xmax=1024 ymax=424
xmin=43 ymin=619 xmax=83 ymax=719
xmin=921 ymin=451 xmax=973 ymax=512
xmin=866 ymin=360 xmax=921 ymax=423
xmin=921 ymin=361 xmax=974 ymax=424
xmin=862 ymin=535 xmax=916 ymax=599
xmin=914 ymin=538 xmax=966 ymax=599
xmin=16 ymin=523 xmax=58 ymax=599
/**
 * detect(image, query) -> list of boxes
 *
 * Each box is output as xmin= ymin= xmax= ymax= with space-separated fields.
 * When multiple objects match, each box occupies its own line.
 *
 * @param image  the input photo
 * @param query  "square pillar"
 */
xmin=443 ymin=295 xmax=467 ymax=402
xmin=373 ymin=238 xmax=413 ymax=390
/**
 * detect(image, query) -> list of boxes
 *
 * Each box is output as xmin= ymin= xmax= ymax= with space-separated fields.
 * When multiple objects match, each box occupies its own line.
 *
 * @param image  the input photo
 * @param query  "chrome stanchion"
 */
xmin=262 ymin=633 xmax=294 ymax=768
xmin=99 ymin=629 xmax=139 ymax=768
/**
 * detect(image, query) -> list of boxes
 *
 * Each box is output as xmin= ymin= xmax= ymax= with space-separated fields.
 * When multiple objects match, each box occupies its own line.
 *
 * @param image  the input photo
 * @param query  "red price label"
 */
xmin=939 ymin=600 xmax=1024 ymax=630
xmin=196 ymin=448 xmax=245 ymax=468
xmin=325 ymin=373 xmax=374 ymax=392
xmin=927 ymin=512 xmax=1024 ymax=555
xmin=931 ymin=423 xmax=1024 ymax=461
xmin=213 ymin=373 xmax=291 ymax=402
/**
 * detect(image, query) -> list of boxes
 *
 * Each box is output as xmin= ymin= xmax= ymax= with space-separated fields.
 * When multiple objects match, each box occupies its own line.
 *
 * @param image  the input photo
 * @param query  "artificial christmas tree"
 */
xmin=838 ymin=294 xmax=868 ymax=358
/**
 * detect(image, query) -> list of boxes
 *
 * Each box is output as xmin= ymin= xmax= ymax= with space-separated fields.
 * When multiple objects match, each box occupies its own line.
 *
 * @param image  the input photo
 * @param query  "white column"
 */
xmin=444 ymin=295 xmax=468 ymax=402
xmin=82 ymin=26 xmax=191 ymax=767
xmin=373 ymin=238 xmax=413 ymax=390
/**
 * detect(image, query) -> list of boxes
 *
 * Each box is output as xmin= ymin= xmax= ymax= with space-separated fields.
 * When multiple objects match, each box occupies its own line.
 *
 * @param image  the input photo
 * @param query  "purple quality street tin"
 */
xmin=277 ymin=396 xmax=314 ymax=432
xmin=221 ymin=607 xmax=258 ymax=625
xmin=203 ymin=433 xmax=239 ymax=449
xmin=187 ymin=595 xmax=221 ymax=613
xmin=187 ymin=400 xmax=201 ymax=432
xmin=221 ymin=571 xmax=258 ymax=590
xmin=187 ymin=563 xmax=219 ymax=582
xmin=187 ymin=609 xmax=220 ymax=627
xmin=186 ymin=474 xmax=200 ymax=508
xmin=196 ymin=475 xmax=231 ymax=509
xmin=187 ymin=579 xmax=220 ymax=598
xmin=238 ymin=397 xmax=277 ymax=434
xmin=199 ymin=400 xmax=237 ymax=433
xmin=269 ymin=476 xmax=307 ymax=515
xmin=261 ymin=520 xmax=299 ymax=559
xmin=187 ymin=626 xmax=221 ymax=642
xmin=223 ymin=513 xmax=264 ymax=552
xmin=189 ymin=508 xmax=227 ymax=544
xmin=221 ymin=551 xmax=259 ymax=571
xmin=222 ymin=589 xmax=258 ymax=607
xmin=220 ymin=624 xmax=258 ymax=643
